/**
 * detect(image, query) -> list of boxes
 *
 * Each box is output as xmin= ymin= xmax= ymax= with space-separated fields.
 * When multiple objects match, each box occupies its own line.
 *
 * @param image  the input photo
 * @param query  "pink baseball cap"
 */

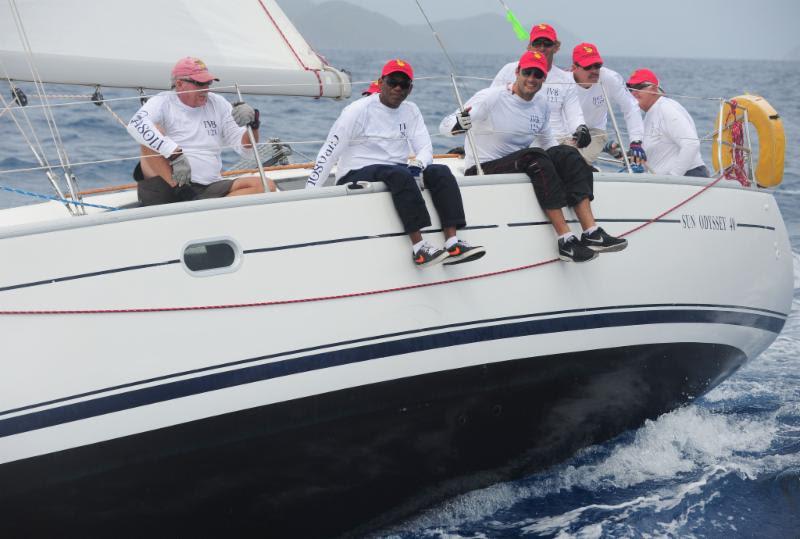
xmin=518 ymin=51 xmax=549 ymax=75
xmin=171 ymin=57 xmax=219 ymax=83
xmin=573 ymin=43 xmax=603 ymax=67
xmin=627 ymin=68 xmax=659 ymax=87
xmin=381 ymin=59 xmax=414 ymax=80
xmin=530 ymin=23 xmax=557 ymax=43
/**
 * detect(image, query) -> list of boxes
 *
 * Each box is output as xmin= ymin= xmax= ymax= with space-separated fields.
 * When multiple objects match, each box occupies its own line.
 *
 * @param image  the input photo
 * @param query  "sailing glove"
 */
xmin=169 ymin=153 xmax=192 ymax=186
xmin=602 ymin=140 xmax=624 ymax=159
xmin=232 ymin=102 xmax=260 ymax=129
xmin=452 ymin=109 xmax=472 ymax=134
xmin=572 ymin=124 xmax=591 ymax=148
xmin=408 ymin=159 xmax=424 ymax=191
xmin=629 ymin=141 xmax=646 ymax=163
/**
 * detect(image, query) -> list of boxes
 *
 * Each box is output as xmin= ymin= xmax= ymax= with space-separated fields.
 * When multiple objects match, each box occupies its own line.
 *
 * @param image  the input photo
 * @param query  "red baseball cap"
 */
xmin=530 ymin=23 xmax=557 ymax=43
xmin=171 ymin=57 xmax=219 ymax=83
xmin=627 ymin=68 xmax=659 ymax=87
xmin=518 ymin=51 xmax=549 ymax=75
xmin=573 ymin=42 xmax=603 ymax=67
xmin=381 ymin=59 xmax=414 ymax=80
xmin=361 ymin=80 xmax=380 ymax=96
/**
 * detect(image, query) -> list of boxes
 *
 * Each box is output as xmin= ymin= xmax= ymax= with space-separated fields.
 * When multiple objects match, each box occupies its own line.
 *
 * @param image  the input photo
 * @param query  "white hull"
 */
xmin=0 ymin=171 xmax=791 ymax=534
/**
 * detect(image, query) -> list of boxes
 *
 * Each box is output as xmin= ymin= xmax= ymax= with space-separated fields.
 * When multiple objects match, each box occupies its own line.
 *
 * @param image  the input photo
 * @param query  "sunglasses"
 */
xmin=383 ymin=76 xmax=412 ymax=90
xmin=181 ymin=78 xmax=212 ymax=88
xmin=530 ymin=39 xmax=555 ymax=49
xmin=580 ymin=63 xmax=603 ymax=71
xmin=626 ymin=82 xmax=652 ymax=92
xmin=520 ymin=68 xmax=546 ymax=80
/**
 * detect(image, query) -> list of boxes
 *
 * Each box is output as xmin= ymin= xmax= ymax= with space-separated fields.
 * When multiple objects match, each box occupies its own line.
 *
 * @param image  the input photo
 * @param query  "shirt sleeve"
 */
xmin=438 ymin=88 xmax=492 ymax=137
xmin=126 ymin=95 xmax=178 ymax=158
xmin=665 ymin=102 xmax=702 ymax=176
xmin=219 ymin=99 xmax=248 ymax=156
xmin=408 ymin=105 xmax=433 ymax=167
xmin=306 ymin=106 xmax=357 ymax=189
xmin=607 ymin=71 xmax=644 ymax=142
xmin=490 ymin=63 xmax=515 ymax=88
xmin=562 ymin=82 xmax=585 ymax=134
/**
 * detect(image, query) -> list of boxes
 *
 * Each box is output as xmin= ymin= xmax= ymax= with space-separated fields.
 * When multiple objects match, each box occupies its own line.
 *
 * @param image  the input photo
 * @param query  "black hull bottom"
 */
xmin=0 ymin=343 xmax=745 ymax=537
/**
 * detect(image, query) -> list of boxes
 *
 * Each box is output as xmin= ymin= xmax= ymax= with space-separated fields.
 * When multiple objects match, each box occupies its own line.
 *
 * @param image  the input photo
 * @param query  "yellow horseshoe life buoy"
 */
xmin=711 ymin=95 xmax=785 ymax=187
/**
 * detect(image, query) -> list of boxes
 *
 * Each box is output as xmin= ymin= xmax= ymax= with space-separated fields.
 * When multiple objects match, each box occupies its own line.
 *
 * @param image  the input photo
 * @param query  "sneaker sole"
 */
xmin=586 ymin=240 xmax=628 ymax=253
xmin=559 ymin=251 xmax=599 ymax=263
xmin=443 ymin=248 xmax=486 ymax=265
xmin=415 ymin=251 xmax=450 ymax=268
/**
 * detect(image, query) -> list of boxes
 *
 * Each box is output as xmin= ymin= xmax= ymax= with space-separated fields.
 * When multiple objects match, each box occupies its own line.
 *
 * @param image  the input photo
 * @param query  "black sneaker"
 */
xmin=443 ymin=240 xmax=486 ymax=265
xmin=580 ymin=227 xmax=628 ymax=253
xmin=558 ymin=235 xmax=598 ymax=263
xmin=413 ymin=242 xmax=449 ymax=268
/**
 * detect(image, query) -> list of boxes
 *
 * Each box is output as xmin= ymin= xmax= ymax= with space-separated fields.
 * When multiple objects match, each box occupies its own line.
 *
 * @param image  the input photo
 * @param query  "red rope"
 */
xmin=0 ymin=175 xmax=725 ymax=316
xmin=723 ymin=100 xmax=751 ymax=187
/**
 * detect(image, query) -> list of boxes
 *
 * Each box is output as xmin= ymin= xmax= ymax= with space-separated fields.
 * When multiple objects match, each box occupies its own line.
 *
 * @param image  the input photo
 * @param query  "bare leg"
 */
xmin=140 ymin=146 xmax=176 ymax=187
xmin=573 ymin=198 xmax=596 ymax=231
xmin=409 ymin=231 xmax=423 ymax=244
xmin=226 ymin=176 xmax=276 ymax=197
xmin=443 ymin=226 xmax=456 ymax=240
xmin=545 ymin=208 xmax=572 ymax=236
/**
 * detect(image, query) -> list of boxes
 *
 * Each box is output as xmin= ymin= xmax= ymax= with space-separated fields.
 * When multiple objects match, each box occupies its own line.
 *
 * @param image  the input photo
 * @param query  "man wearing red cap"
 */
xmin=491 ymin=23 xmax=592 ymax=152
xmin=626 ymin=69 xmax=708 ymax=177
xmin=306 ymin=59 xmax=485 ymax=268
xmin=441 ymin=51 xmax=627 ymax=263
xmin=361 ymin=80 xmax=380 ymax=96
xmin=127 ymin=56 xmax=275 ymax=206
xmin=570 ymin=43 xmax=645 ymax=166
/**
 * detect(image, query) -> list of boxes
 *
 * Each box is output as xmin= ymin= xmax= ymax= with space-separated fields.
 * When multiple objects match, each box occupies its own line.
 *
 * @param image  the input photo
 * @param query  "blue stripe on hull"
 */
xmin=0 ymin=307 xmax=784 ymax=439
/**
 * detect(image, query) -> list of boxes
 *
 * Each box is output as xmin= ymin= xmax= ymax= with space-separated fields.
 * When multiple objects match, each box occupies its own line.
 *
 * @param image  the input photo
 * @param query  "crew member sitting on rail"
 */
xmin=440 ymin=51 xmax=627 ymax=263
xmin=491 ymin=23 xmax=593 ymax=154
xmin=626 ymin=68 xmax=709 ymax=177
xmin=305 ymin=59 xmax=485 ymax=268
xmin=570 ymin=42 xmax=646 ymax=166
xmin=361 ymin=80 xmax=380 ymax=96
xmin=126 ymin=56 xmax=276 ymax=206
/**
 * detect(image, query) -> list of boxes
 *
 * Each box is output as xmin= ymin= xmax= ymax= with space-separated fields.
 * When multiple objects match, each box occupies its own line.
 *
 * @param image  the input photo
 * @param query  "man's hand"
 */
xmin=572 ymin=124 xmax=591 ymax=149
xmin=452 ymin=107 xmax=472 ymax=134
xmin=629 ymin=141 xmax=646 ymax=164
xmin=232 ymin=102 xmax=260 ymax=129
xmin=408 ymin=158 xmax=424 ymax=190
xmin=602 ymin=140 xmax=624 ymax=159
xmin=169 ymin=152 xmax=192 ymax=186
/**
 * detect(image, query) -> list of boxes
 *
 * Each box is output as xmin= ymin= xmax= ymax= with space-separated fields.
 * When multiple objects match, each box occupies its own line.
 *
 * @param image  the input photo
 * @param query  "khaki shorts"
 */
xmin=558 ymin=128 xmax=608 ymax=165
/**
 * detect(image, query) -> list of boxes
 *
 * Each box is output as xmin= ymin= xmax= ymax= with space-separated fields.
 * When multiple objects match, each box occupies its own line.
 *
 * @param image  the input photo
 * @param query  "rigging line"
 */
xmin=0 ymin=185 xmax=119 ymax=211
xmin=8 ymin=0 xmax=83 ymax=213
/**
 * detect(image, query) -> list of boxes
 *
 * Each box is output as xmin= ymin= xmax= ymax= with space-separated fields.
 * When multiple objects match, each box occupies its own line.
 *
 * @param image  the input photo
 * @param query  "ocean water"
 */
xmin=1 ymin=50 xmax=799 ymax=537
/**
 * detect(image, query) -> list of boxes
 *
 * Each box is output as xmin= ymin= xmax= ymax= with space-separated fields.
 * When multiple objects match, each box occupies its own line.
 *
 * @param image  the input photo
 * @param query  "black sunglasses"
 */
xmin=383 ymin=76 xmax=412 ymax=90
xmin=182 ymin=78 xmax=212 ymax=88
xmin=626 ymin=82 xmax=652 ymax=91
xmin=520 ymin=68 xmax=546 ymax=80
xmin=580 ymin=63 xmax=603 ymax=71
xmin=530 ymin=39 xmax=555 ymax=48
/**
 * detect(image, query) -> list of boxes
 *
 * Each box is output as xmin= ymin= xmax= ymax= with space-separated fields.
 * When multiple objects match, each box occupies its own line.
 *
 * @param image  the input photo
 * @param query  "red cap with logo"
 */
xmin=573 ymin=43 xmax=603 ymax=67
xmin=381 ymin=59 xmax=414 ymax=80
xmin=171 ymin=57 xmax=219 ymax=83
xmin=518 ymin=51 xmax=549 ymax=75
xmin=627 ymin=68 xmax=659 ymax=87
xmin=529 ymin=23 xmax=557 ymax=43
xmin=361 ymin=80 xmax=380 ymax=96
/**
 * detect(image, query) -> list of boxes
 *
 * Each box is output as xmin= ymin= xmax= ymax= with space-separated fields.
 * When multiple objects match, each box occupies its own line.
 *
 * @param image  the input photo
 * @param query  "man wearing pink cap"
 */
xmin=626 ymin=69 xmax=708 ymax=177
xmin=306 ymin=59 xmax=485 ymax=268
xmin=491 ymin=23 xmax=592 ymax=152
xmin=570 ymin=43 xmax=645 ymax=166
xmin=127 ymin=56 xmax=274 ymax=206
xmin=441 ymin=51 xmax=627 ymax=263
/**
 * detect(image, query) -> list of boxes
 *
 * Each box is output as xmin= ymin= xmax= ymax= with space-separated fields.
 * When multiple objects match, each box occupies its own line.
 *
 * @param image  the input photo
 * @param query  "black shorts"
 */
xmin=133 ymin=163 xmax=233 ymax=206
xmin=465 ymin=146 xmax=593 ymax=209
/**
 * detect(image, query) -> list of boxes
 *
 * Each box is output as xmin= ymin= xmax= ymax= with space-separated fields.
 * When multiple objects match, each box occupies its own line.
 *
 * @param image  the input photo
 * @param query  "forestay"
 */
xmin=0 ymin=0 xmax=350 ymax=98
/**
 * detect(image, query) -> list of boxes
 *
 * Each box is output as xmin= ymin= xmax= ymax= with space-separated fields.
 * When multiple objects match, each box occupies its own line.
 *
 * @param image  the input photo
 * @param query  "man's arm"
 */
xmin=408 ymin=106 xmax=434 ymax=168
xmin=305 ymin=109 xmax=355 ymax=189
xmin=665 ymin=109 xmax=702 ymax=176
xmin=126 ymin=96 xmax=179 ymax=158
xmin=608 ymin=71 xmax=644 ymax=143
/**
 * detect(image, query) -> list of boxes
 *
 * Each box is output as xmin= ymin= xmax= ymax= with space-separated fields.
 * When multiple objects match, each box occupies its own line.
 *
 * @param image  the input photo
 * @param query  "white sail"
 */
xmin=0 ymin=0 xmax=350 ymax=98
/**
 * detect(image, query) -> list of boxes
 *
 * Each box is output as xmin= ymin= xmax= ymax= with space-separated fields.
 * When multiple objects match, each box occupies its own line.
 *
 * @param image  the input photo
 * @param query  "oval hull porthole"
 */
xmin=181 ymin=237 xmax=242 ymax=276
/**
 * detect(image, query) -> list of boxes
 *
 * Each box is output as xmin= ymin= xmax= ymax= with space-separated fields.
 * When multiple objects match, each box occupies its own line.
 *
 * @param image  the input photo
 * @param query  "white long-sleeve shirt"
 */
xmin=439 ymin=84 xmax=556 ymax=170
xmin=305 ymin=94 xmax=433 ymax=188
xmin=491 ymin=62 xmax=584 ymax=140
xmin=127 ymin=92 xmax=246 ymax=185
xmin=575 ymin=67 xmax=644 ymax=142
xmin=642 ymin=96 xmax=706 ymax=176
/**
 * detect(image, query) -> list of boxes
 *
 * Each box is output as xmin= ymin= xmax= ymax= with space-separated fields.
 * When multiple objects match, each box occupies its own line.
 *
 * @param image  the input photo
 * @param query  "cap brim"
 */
xmin=575 ymin=56 xmax=603 ymax=67
xmin=188 ymin=72 xmax=218 ymax=83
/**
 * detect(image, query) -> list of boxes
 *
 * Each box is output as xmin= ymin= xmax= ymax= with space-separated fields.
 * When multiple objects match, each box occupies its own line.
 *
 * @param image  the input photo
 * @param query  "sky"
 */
xmin=327 ymin=0 xmax=800 ymax=61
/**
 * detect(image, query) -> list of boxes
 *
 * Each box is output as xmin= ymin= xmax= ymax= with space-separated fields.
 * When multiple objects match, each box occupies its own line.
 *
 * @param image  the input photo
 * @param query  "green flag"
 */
xmin=505 ymin=9 xmax=528 ymax=42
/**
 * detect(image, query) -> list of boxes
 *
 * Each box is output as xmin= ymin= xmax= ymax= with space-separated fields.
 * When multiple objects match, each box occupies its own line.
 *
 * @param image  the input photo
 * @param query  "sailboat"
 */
xmin=0 ymin=0 xmax=792 ymax=536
